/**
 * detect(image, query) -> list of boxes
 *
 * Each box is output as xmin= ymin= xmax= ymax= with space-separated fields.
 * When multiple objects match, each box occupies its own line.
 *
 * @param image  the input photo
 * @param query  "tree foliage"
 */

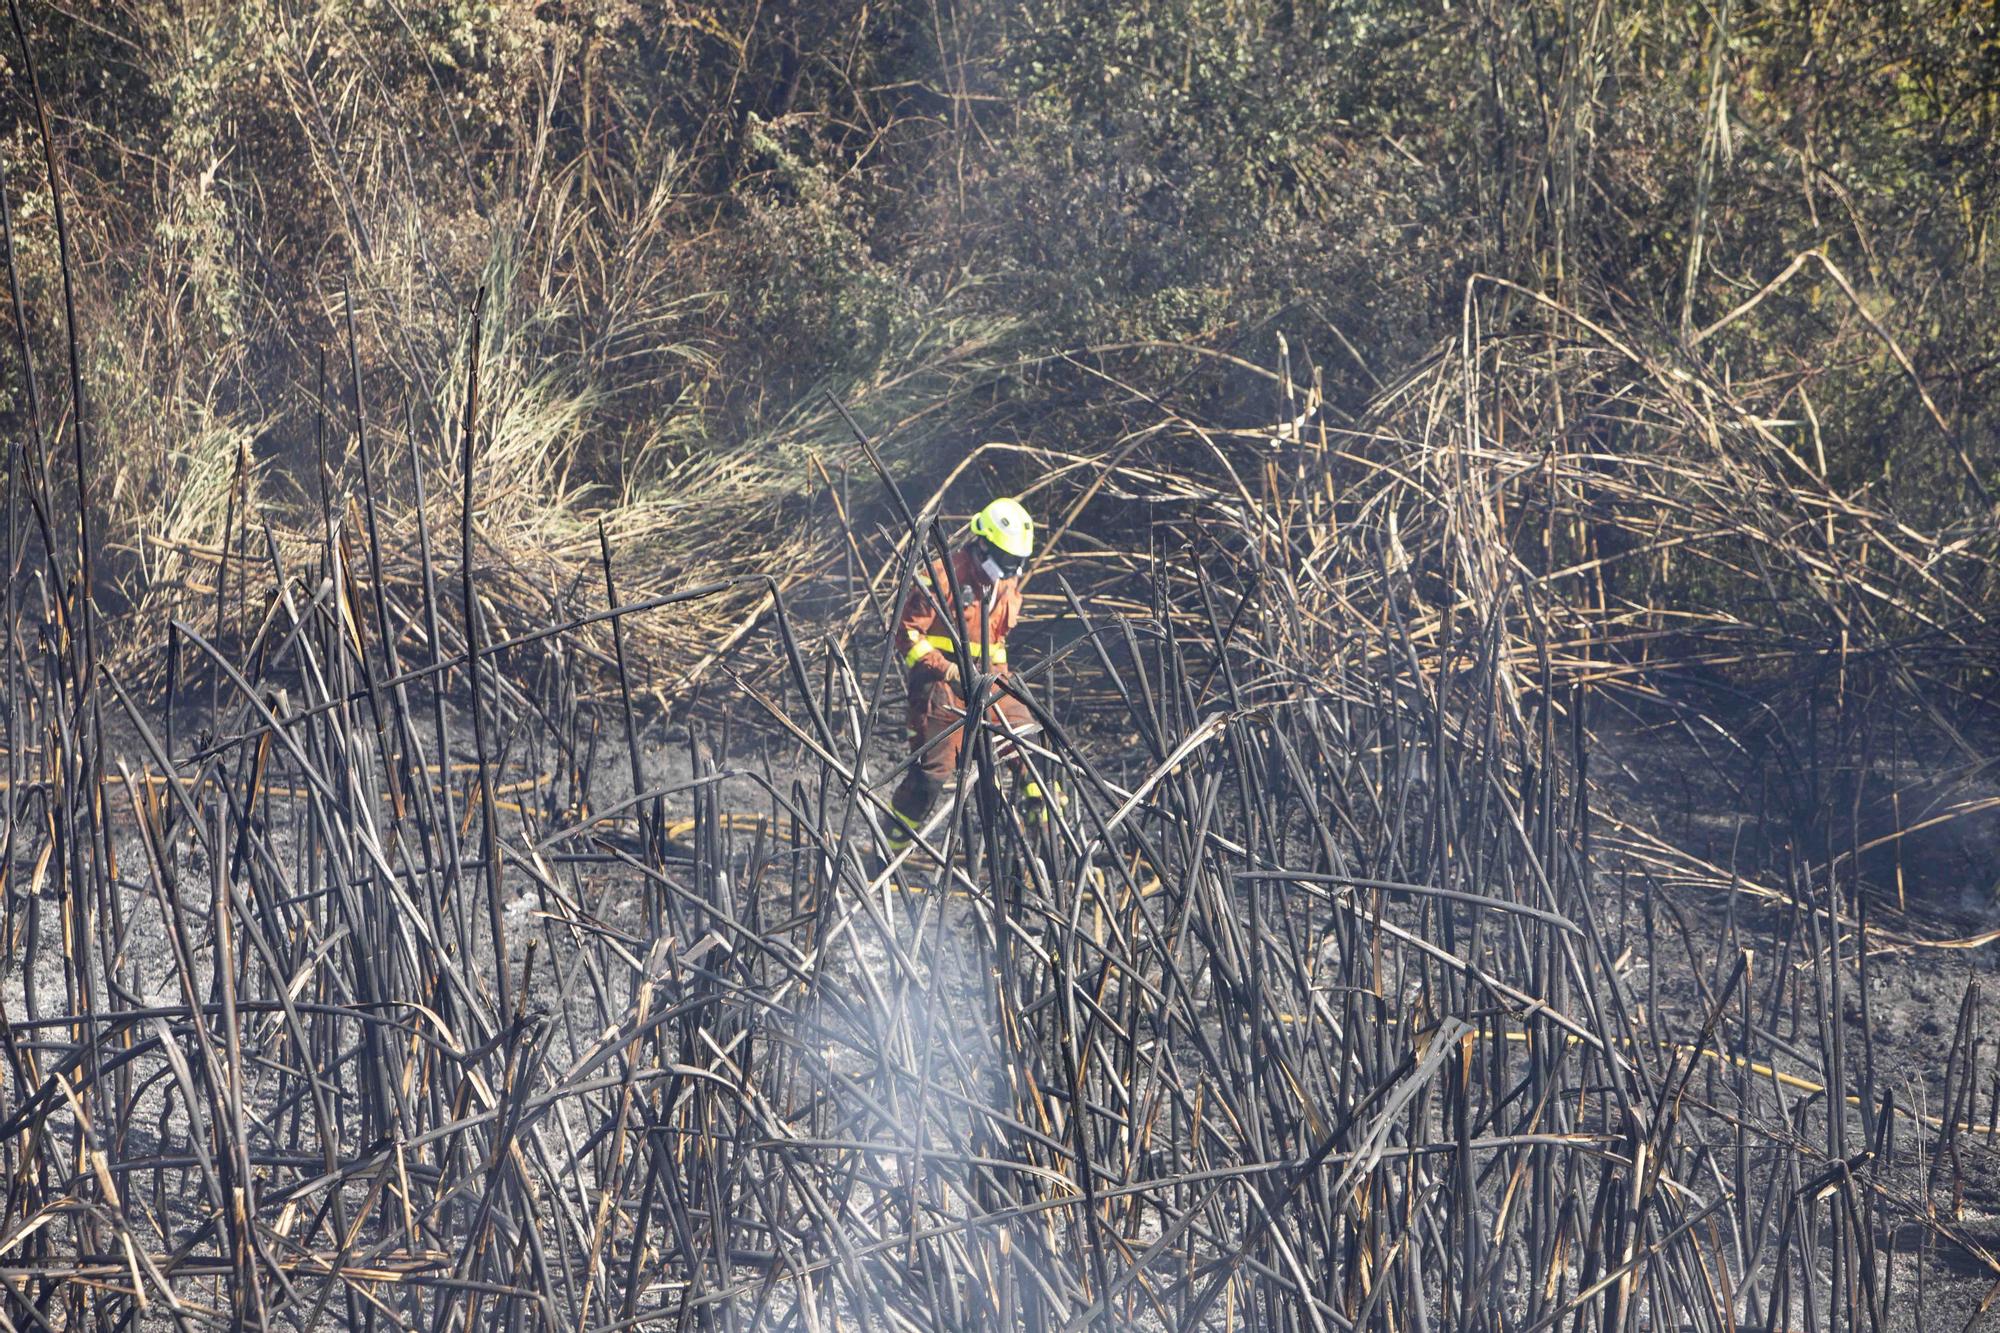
xmin=0 ymin=0 xmax=1993 ymax=624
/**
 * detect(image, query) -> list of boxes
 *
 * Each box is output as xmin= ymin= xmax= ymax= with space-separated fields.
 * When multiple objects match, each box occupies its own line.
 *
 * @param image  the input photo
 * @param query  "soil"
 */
xmin=1587 ymin=703 xmax=2000 ymax=1330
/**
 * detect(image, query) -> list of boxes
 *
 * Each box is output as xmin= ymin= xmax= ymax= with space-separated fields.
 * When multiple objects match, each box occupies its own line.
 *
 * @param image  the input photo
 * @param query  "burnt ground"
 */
xmin=1587 ymin=701 xmax=2000 ymax=1329
xmin=5 ymin=670 xmax=1999 ymax=1327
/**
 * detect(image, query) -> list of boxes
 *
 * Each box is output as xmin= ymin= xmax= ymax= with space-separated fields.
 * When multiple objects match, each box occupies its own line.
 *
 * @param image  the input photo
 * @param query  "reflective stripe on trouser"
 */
xmin=883 ymin=807 xmax=919 ymax=850
xmin=1020 ymin=777 xmax=1065 ymax=823
xmin=891 ymin=677 xmax=1033 ymax=829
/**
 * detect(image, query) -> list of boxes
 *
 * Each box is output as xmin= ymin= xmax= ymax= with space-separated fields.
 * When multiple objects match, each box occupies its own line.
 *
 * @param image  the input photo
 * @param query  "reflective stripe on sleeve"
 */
xmin=903 ymin=634 xmax=1008 ymax=669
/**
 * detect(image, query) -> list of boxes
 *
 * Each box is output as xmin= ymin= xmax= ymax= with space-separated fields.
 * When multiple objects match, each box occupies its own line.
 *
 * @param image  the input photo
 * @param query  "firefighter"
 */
xmin=885 ymin=496 xmax=1053 ymax=854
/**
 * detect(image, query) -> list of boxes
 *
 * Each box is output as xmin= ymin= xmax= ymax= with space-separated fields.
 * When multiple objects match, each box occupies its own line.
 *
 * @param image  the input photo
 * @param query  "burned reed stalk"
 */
xmin=459 ymin=291 xmax=512 ymax=1021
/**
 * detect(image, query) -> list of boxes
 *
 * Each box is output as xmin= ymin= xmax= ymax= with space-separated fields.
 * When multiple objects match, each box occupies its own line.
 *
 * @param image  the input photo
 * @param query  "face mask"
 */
xmin=978 ymin=553 xmax=1007 ymax=584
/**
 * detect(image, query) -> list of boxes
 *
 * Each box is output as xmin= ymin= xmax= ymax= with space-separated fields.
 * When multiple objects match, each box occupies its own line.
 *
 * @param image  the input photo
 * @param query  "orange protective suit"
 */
xmin=889 ymin=546 xmax=1032 ymax=837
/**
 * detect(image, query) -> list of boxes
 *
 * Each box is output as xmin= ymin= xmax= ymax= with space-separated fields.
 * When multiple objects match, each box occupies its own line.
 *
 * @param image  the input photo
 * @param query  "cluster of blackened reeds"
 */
xmin=0 ymin=63 xmax=1995 ymax=1317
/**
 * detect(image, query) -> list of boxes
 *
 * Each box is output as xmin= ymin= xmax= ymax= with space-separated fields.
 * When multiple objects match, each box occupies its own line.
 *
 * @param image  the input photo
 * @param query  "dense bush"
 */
xmin=0 ymin=0 xmax=1992 ymax=640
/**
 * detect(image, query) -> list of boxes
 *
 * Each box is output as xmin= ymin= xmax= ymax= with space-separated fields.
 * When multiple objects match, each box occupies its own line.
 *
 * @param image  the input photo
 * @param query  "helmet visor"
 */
xmin=976 ymin=536 xmax=1026 ymax=580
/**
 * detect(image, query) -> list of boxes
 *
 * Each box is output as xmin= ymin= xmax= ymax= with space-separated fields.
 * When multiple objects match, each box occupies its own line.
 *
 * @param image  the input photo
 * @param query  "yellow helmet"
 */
xmin=969 ymin=496 xmax=1034 ymax=567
